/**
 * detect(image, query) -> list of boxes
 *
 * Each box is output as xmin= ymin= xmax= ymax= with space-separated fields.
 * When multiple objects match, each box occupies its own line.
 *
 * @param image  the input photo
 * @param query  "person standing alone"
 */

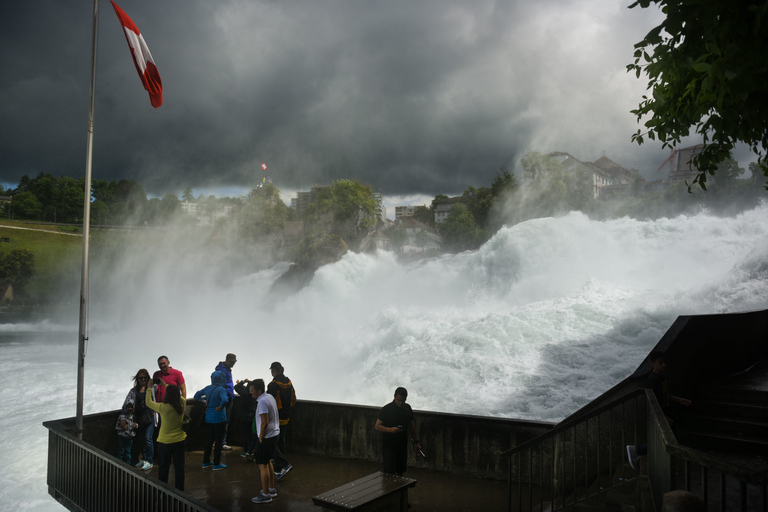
xmin=375 ymin=387 xmax=421 ymax=476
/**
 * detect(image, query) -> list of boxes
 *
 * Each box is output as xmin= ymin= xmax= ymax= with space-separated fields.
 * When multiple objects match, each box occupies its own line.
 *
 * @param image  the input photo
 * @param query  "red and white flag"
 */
xmin=111 ymin=1 xmax=163 ymax=108
xmin=262 ymin=162 xmax=268 ymax=171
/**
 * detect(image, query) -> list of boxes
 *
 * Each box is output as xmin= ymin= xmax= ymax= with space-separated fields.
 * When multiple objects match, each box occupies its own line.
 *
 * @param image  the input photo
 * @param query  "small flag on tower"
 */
xmin=262 ymin=162 xmax=268 ymax=171
xmin=111 ymin=1 xmax=163 ymax=108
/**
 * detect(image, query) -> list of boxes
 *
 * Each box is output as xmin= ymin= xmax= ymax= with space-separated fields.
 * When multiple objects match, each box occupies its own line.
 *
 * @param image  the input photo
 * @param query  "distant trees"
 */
xmin=430 ymin=168 xmax=518 ymax=251
xmin=0 ymin=249 xmax=35 ymax=297
xmin=235 ymin=183 xmax=291 ymax=241
xmin=6 ymin=174 xmax=191 ymax=226
xmin=439 ymin=204 xmax=484 ymax=252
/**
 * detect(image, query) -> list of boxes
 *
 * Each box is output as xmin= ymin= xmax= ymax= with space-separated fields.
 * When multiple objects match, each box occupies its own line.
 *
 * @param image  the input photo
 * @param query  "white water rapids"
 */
xmin=2 ymin=203 xmax=768 ymax=510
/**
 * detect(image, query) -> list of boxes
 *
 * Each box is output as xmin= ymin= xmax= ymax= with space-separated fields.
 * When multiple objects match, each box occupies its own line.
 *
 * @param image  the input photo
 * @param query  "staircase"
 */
xmin=679 ymin=358 xmax=768 ymax=458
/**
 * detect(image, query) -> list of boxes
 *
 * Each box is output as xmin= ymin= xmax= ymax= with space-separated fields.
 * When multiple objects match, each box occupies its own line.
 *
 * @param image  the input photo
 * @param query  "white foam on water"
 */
xmin=2 ymin=202 xmax=768 ymax=510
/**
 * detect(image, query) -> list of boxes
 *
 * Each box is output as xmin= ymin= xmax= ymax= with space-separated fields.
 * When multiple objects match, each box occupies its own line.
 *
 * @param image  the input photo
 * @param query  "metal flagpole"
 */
xmin=76 ymin=0 xmax=100 ymax=440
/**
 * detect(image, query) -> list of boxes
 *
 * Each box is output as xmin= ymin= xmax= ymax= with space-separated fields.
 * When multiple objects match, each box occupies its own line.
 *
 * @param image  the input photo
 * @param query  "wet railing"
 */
xmin=43 ymin=419 xmax=216 ymax=512
xmin=501 ymin=389 xmax=647 ymax=511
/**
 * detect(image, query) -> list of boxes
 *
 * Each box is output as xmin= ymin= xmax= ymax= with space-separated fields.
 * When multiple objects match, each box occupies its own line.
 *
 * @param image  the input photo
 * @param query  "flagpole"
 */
xmin=76 ymin=0 xmax=100 ymax=440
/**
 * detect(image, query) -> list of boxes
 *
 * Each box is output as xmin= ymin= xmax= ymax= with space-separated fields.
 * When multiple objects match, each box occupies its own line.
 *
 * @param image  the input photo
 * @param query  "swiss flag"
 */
xmin=111 ymin=1 xmax=163 ymax=108
xmin=262 ymin=162 xmax=268 ymax=171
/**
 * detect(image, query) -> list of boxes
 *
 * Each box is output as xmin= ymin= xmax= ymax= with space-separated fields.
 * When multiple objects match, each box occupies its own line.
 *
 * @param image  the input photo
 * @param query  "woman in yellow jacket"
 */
xmin=146 ymin=380 xmax=187 ymax=491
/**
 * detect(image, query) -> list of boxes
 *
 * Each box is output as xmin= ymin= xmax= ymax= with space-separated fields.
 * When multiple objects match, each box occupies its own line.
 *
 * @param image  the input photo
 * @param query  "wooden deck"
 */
xmin=144 ymin=448 xmax=508 ymax=511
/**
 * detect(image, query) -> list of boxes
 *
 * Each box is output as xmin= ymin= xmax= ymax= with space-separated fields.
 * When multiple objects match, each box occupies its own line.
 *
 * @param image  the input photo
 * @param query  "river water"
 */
xmin=3 ymin=203 xmax=768 ymax=510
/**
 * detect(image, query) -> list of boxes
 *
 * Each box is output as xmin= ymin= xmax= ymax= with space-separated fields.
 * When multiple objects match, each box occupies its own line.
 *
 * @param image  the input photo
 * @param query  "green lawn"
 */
xmin=0 ymin=220 xmax=86 ymax=298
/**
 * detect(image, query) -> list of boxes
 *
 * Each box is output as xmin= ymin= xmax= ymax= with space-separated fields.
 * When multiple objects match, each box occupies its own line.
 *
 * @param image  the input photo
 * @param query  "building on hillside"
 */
xmin=180 ymin=201 xmax=236 ymax=226
xmin=664 ymin=144 xmax=705 ymax=186
xmin=399 ymin=218 xmax=441 ymax=253
xmin=372 ymin=192 xmax=386 ymax=224
xmin=433 ymin=196 xmax=463 ymax=224
xmin=547 ymin=152 xmax=643 ymax=198
xmin=291 ymin=185 xmax=329 ymax=216
xmin=395 ymin=205 xmax=427 ymax=221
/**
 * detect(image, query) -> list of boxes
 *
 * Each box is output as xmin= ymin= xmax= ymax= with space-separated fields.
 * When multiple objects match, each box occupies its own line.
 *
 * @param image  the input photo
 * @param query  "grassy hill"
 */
xmin=0 ymin=220 xmax=85 ymax=299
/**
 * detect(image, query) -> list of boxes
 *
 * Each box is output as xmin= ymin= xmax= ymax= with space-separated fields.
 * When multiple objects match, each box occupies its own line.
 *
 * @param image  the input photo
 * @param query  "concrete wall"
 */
xmin=289 ymin=400 xmax=554 ymax=479
xmin=65 ymin=400 xmax=554 ymax=482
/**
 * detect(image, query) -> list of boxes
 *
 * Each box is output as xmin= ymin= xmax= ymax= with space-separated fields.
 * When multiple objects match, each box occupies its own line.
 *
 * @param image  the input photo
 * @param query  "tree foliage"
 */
xmin=235 ymin=183 xmax=290 ymax=240
xmin=439 ymin=204 xmax=483 ymax=252
xmin=628 ymin=0 xmax=768 ymax=189
xmin=0 ymin=249 xmax=35 ymax=296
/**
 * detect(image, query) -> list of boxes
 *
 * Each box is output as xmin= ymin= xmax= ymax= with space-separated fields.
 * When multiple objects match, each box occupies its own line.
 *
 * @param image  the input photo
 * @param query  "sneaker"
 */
xmin=275 ymin=464 xmax=293 ymax=480
xmin=251 ymin=492 xmax=272 ymax=504
xmin=212 ymin=464 xmax=228 ymax=471
xmin=268 ymin=488 xmax=277 ymax=498
xmin=626 ymin=445 xmax=638 ymax=470
xmin=135 ymin=461 xmax=145 ymax=468
xmin=202 ymin=462 xmax=213 ymax=469
xmin=141 ymin=461 xmax=153 ymax=471
xmin=240 ymin=451 xmax=248 ymax=458
xmin=221 ymin=445 xmax=233 ymax=451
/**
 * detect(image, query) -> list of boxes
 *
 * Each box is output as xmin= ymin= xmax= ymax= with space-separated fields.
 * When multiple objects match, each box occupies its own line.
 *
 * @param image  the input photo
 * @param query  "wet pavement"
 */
xmin=146 ymin=448 xmax=508 ymax=511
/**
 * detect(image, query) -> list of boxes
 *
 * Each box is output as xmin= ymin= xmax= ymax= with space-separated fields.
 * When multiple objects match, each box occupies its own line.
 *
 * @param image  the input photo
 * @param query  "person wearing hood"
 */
xmin=214 ymin=353 xmax=237 ymax=450
xmin=194 ymin=370 xmax=230 ymax=470
xmin=115 ymin=399 xmax=138 ymax=464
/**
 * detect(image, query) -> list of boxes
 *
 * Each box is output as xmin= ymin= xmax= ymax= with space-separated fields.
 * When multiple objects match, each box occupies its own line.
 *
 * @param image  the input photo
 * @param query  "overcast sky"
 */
xmin=2 ymin=0 xmax=719 ymax=203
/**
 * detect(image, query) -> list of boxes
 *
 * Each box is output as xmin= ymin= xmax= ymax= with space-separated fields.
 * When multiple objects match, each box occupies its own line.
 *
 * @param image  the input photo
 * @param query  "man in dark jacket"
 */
xmin=267 ymin=361 xmax=296 ymax=478
xmin=214 ymin=353 xmax=237 ymax=450
xmin=375 ymin=387 xmax=421 ymax=475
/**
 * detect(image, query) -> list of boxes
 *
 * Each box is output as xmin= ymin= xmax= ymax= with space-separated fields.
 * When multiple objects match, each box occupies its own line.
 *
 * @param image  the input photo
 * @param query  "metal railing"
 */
xmin=502 ymin=388 xmax=768 ymax=512
xmin=644 ymin=390 xmax=768 ymax=512
xmin=44 ymin=419 xmax=217 ymax=512
xmin=501 ymin=389 xmax=647 ymax=511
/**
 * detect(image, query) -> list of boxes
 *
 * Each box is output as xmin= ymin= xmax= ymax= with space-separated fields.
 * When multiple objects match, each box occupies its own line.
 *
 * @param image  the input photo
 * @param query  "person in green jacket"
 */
xmin=147 ymin=380 xmax=187 ymax=491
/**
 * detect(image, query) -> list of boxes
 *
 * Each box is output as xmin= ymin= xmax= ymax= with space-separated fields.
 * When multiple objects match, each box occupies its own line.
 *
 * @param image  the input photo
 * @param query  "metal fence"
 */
xmin=501 ymin=389 xmax=647 ymax=511
xmin=644 ymin=392 xmax=768 ymax=512
xmin=44 ymin=419 xmax=217 ymax=512
xmin=503 ymin=389 xmax=768 ymax=512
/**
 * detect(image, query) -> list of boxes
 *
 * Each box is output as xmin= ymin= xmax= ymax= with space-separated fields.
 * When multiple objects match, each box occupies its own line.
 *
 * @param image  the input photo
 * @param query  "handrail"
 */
xmin=644 ymin=390 xmax=768 ymax=486
xmin=501 ymin=389 xmax=646 ymax=511
xmin=44 ymin=418 xmax=217 ymax=512
xmin=501 ymin=388 xmax=645 ymax=458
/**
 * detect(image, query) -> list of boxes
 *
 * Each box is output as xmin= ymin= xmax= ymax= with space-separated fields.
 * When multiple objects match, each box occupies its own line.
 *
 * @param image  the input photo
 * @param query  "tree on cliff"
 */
xmin=235 ymin=183 xmax=291 ymax=241
xmin=303 ymin=180 xmax=377 ymax=250
xmin=628 ymin=0 xmax=768 ymax=190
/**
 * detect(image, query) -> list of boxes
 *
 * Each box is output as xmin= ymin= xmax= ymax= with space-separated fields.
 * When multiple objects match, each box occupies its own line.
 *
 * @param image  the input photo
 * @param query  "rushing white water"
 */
xmin=3 ymin=203 xmax=768 ymax=510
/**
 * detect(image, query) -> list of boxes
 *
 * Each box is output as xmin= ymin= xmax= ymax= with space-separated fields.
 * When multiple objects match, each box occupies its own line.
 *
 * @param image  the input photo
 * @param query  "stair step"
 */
xmin=680 ymin=414 xmax=768 ymax=437
xmin=688 ymin=399 xmax=768 ymax=421
xmin=682 ymin=429 xmax=768 ymax=455
xmin=697 ymin=386 xmax=768 ymax=405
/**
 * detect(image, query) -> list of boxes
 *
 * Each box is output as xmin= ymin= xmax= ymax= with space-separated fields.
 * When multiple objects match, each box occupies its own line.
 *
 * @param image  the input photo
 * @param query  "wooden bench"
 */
xmin=312 ymin=471 xmax=417 ymax=512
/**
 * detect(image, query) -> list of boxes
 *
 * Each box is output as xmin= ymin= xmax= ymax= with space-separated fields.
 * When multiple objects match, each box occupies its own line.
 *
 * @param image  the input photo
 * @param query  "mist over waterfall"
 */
xmin=85 ymin=201 xmax=768 ymax=421
xmin=2 ymin=203 xmax=768 ymax=511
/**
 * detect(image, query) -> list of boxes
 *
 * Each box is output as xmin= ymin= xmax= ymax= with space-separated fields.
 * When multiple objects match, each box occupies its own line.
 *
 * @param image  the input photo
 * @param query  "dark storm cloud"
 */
xmin=1 ymin=0 xmax=673 ymax=197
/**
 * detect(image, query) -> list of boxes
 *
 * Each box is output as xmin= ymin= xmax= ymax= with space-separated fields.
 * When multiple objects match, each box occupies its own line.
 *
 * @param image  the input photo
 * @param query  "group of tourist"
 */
xmin=116 ymin=354 xmax=296 ymax=504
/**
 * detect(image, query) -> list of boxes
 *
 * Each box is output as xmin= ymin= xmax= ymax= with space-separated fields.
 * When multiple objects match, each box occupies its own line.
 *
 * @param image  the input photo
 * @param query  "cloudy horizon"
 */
xmin=3 ymin=0 xmax=743 ymax=202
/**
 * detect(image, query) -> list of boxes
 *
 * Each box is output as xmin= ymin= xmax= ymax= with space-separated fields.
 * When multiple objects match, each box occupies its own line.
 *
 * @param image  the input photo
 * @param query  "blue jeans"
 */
xmin=118 ymin=437 xmax=133 ymax=463
xmin=157 ymin=440 xmax=186 ymax=491
xmin=140 ymin=421 xmax=154 ymax=463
